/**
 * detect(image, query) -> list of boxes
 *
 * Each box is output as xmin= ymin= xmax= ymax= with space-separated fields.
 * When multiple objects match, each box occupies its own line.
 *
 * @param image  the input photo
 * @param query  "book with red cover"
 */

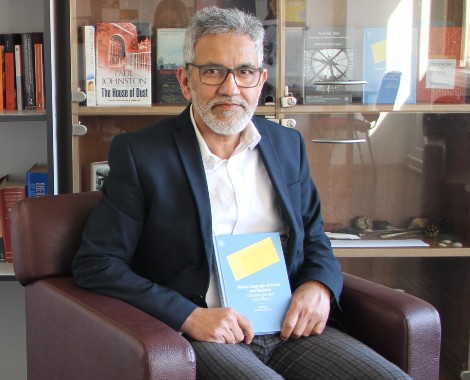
xmin=416 ymin=27 xmax=465 ymax=104
xmin=3 ymin=34 xmax=20 ymax=110
xmin=33 ymin=33 xmax=44 ymax=110
xmin=0 ymin=41 xmax=5 ymax=111
xmin=0 ymin=181 xmax=26 ymax=263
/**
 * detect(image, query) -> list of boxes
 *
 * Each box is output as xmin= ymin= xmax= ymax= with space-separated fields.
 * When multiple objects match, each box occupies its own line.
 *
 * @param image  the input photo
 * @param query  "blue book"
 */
xmin=363 ymin=27 xmax=418 ymax=104
xmin=213 ymin=232 xmax=291 ymax=335
xmin=26 ymin=164 xmax=48 ymax=197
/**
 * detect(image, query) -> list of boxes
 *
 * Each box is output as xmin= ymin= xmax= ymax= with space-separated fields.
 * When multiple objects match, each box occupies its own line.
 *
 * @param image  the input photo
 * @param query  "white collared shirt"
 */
xmin=190 ymin=106 xmax=285 ymax=307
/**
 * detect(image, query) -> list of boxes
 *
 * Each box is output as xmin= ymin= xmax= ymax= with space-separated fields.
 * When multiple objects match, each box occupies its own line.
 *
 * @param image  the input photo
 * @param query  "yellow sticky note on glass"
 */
xmin=227 ymin=237 xmax=280 ymax=281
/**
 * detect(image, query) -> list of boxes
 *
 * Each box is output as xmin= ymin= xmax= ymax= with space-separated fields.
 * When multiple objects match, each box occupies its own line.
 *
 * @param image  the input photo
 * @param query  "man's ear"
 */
xmin=177 ymin=66 xmax=192 ymax=101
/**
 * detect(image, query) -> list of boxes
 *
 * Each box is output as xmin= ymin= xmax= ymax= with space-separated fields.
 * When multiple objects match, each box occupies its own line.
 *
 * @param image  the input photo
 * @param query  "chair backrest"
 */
xmin=11 ymin=191 xmax=102 ymax=285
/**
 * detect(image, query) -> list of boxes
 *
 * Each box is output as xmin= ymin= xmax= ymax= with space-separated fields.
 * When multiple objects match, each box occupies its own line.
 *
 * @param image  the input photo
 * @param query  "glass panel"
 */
xmin=288 ymin=111 xmax=470 ymax=248
xmin=287 ymin=0 xmax=470 ymax=107
xmin=70 ymin=0 xmax=276 ymax=192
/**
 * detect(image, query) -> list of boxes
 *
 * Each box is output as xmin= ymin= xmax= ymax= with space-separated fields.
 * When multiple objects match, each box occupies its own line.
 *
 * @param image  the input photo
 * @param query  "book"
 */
xmin=95 ymin=22 xmax=152 ymax=106
xmin=4 ymin=34 xmax=19 ymax=110
xmin=33 ymin=33 xmax=45 ymax=110
xmin=155 ymin=28 xmax=186 ymax=104
xmin=363 ymin=27 xmax=418 ymax=105
xmin=212 ymin=232 xmax=292 ymax=335
xmin=0 ymin=175 xmax=7 ymax=263
xmin=0 ymin=180 xmax=26 ymax=263
xmin=0 ymin=41 xmax=5 ymax=111
xmin=416 ymin=27 xmax=465 ymax=104
xmin=303 ymin=27 xmax=355 ymax=104
xmin=26 ymin=164 xmax=48 ymax=197
xmin=21 ymin=33 xmax=36 ymax=110
xmin=90 ymin=161 xmax=110 ymax=191
xmin=14 ymin=44 xmax=23 ymax=110
xmin=81 ymin=25 xmax=96 ymax=106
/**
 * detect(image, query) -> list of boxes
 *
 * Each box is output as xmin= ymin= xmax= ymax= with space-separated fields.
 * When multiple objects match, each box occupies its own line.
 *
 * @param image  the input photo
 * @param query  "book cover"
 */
xmin=14 ymin=44 xmax=23 ymax=110
xmin=416 ymin=27 xmax=465 ymax=104
xmin=21 ymin=33 xmax=36 ymax=110
xmin=90 ymin=161 xmax=110 ymax=191
xmin=82 ymin=25 xmax=96 ymax=106
xmin=33 ymin=33 xmax=45 ymax=110
xmin=363 ymin=27 xmax=418 ymax=105
xmin=0 ymin=181 xmax=26 ymax=263
xmin=26 ymin=164 xmax=48 ymax=197
xmin=95 ymin=22 xmax=152 ymax=106
xmin=0 ymin=42 xmax=5 ymax=111
xmin=155 ymin=28 xmax=186 ymax=104
xmin=303 ymin=27 xmax=354 ymax=104
xmin=213 ymin=232 xmax=291 ymax=335
xmin=4 ymin=34 xmax=19 ymax=110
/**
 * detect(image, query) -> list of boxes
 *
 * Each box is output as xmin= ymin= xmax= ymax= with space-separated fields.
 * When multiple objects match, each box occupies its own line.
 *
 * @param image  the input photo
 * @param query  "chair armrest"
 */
xmin=25 ymin=277 xmax=195 ymax=380
xmin=340 ymin=273 xmax=441 ymax=380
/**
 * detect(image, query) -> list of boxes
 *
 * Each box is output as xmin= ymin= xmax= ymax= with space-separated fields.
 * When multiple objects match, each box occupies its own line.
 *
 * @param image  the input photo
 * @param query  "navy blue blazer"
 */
xmin=72 ymin=105 xmax=342 ymax=331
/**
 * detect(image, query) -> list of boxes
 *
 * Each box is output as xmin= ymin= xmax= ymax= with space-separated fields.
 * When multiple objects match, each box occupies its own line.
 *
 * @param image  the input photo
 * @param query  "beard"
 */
xmin=191 ymin=90 xmax=257 ymax=136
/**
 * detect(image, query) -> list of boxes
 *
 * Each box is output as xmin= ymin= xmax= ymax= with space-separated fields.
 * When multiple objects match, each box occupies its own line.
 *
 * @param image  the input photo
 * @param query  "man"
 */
xmin=73 ymin=7 xmax=411 ymax=379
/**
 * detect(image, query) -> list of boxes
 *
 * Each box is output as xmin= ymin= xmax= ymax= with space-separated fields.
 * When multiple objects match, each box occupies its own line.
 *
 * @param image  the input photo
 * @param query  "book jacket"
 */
xmin=213 ymin=232 xmax=291 ymax=335
xmin=155 ymin=28 xmax=186 ymax=104
xmin=363 ymin=28 xmax=417 ymax=105
xmin=95 ymin=22 xmax=152 ymax=106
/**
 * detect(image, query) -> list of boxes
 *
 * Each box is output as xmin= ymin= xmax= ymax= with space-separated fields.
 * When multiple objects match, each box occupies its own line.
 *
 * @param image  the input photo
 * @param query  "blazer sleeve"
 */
xmin=72 ymin=133 xmax=198 ymax=331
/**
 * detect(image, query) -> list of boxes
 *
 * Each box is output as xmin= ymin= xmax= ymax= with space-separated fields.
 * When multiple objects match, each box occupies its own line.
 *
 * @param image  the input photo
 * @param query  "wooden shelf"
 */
xmin=283 ymin=103 xmax=470 ymax=114
xmin=334 ymin=247 xmax=470 ymax=258
xmin=76 ymin=105 xmax=276 ymax=117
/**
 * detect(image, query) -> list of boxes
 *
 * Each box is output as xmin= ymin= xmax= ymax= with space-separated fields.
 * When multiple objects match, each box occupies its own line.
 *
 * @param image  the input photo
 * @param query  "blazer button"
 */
xmin=192 ymin=295 xmax=204 ymax=305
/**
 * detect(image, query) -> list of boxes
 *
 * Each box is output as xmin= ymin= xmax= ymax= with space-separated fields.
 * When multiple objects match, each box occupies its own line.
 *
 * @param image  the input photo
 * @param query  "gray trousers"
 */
xmin=188 ymin=326 xmax=412 ymax=379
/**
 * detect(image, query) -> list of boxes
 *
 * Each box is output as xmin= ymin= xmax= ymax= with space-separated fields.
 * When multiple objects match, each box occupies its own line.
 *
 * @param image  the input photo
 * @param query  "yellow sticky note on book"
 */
xmin=227 ymin=237 xmax=280 ymax=281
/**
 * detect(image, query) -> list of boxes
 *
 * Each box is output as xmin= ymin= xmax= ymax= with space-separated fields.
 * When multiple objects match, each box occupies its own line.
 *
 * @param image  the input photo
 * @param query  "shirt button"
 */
xmin=192 ymin=295 xmax=204 ymax=305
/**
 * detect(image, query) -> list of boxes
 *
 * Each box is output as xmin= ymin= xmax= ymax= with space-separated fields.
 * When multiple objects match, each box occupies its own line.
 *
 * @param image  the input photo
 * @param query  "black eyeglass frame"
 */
xmin=186 ymin=63 xmax=264 ymax=88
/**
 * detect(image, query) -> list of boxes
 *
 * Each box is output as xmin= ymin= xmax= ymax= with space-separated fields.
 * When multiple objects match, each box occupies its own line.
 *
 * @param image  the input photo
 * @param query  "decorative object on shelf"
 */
xmin=354 ymin=216 xmax=373 ymax=232
xmin=372 ymin=220 xmax=395 ymax=230
xmin=424 ymin=224 xmax=440 ymax=238
xmin=408 ymin=217 xmax=429 ymax=230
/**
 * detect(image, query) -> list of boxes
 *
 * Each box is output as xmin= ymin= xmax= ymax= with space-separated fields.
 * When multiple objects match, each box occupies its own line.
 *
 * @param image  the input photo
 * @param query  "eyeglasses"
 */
xmin=186 ymin=63 xmax=263 ymax=88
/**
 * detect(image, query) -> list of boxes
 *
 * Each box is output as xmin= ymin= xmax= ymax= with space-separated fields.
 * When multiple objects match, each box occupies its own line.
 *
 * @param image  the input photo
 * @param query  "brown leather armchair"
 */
xmin=11 ymin=192 xmax=441 ymax=380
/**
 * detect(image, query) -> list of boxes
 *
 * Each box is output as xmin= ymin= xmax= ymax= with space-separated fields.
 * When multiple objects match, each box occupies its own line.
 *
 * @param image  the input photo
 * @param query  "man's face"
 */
xmin=178 ymin=33 xmax=267 ymax=136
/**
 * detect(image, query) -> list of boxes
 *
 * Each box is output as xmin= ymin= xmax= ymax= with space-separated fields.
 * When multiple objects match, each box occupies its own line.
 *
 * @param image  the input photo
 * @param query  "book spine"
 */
xmin=0 ymin=186 xmax=26 ymax=263
xmin=14 ymin=44 xmax=23 ymax=110
xmin=4 ymin=34 xmax=17 ymax=110
xmin=21 ymin=33 xmax=36 ymax=110
xmin=212 ymin=237 xmax=228 ymax=307
xmin=83 ymin=25 xmax=96 ymax=106
xmin=34 ymin=42 xmax=44 ymax=110
xmin=26 ymin=173 xmax=48 ymax=197
xmin=0 ymin=44 xmax=4 ymax=111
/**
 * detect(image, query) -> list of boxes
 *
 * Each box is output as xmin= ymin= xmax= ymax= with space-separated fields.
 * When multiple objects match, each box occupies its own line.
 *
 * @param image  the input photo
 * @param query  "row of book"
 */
xmin=0 ymin=32 xmax=45 ymax=111
xmin=0 ymin=164 xmax=48 ymax=263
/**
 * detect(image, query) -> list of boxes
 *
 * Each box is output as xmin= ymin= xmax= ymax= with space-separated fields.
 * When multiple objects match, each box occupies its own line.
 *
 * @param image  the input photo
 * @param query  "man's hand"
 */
xmin=280 ymin=280 xmax=331 ymax=340
xmin=181 ymin=307 xmax=254 ymax=344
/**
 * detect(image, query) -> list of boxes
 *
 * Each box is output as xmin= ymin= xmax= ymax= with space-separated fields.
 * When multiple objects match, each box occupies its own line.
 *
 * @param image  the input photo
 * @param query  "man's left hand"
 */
xmin=280 ymin=280 xmax=331 ymax=340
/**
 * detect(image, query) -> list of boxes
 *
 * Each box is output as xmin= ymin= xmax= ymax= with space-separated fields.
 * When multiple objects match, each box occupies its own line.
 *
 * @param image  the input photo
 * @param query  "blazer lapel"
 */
xmin=172 ymin=108 xmax=214 ymax=262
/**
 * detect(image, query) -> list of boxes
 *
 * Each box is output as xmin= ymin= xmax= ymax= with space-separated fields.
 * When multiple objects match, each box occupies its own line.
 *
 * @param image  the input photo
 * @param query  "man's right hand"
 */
xmin=181 ymin=307 xmax=254 ymax=344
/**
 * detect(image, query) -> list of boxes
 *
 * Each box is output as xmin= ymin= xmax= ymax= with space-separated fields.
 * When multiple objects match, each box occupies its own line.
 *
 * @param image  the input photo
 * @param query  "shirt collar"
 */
xmin=190 ymin=104 xmax=261 ymax=169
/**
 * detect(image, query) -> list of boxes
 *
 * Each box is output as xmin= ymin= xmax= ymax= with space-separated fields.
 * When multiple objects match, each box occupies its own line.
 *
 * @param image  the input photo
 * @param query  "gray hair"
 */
xmin=183 ymin=6 xmax=265 ymax=67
